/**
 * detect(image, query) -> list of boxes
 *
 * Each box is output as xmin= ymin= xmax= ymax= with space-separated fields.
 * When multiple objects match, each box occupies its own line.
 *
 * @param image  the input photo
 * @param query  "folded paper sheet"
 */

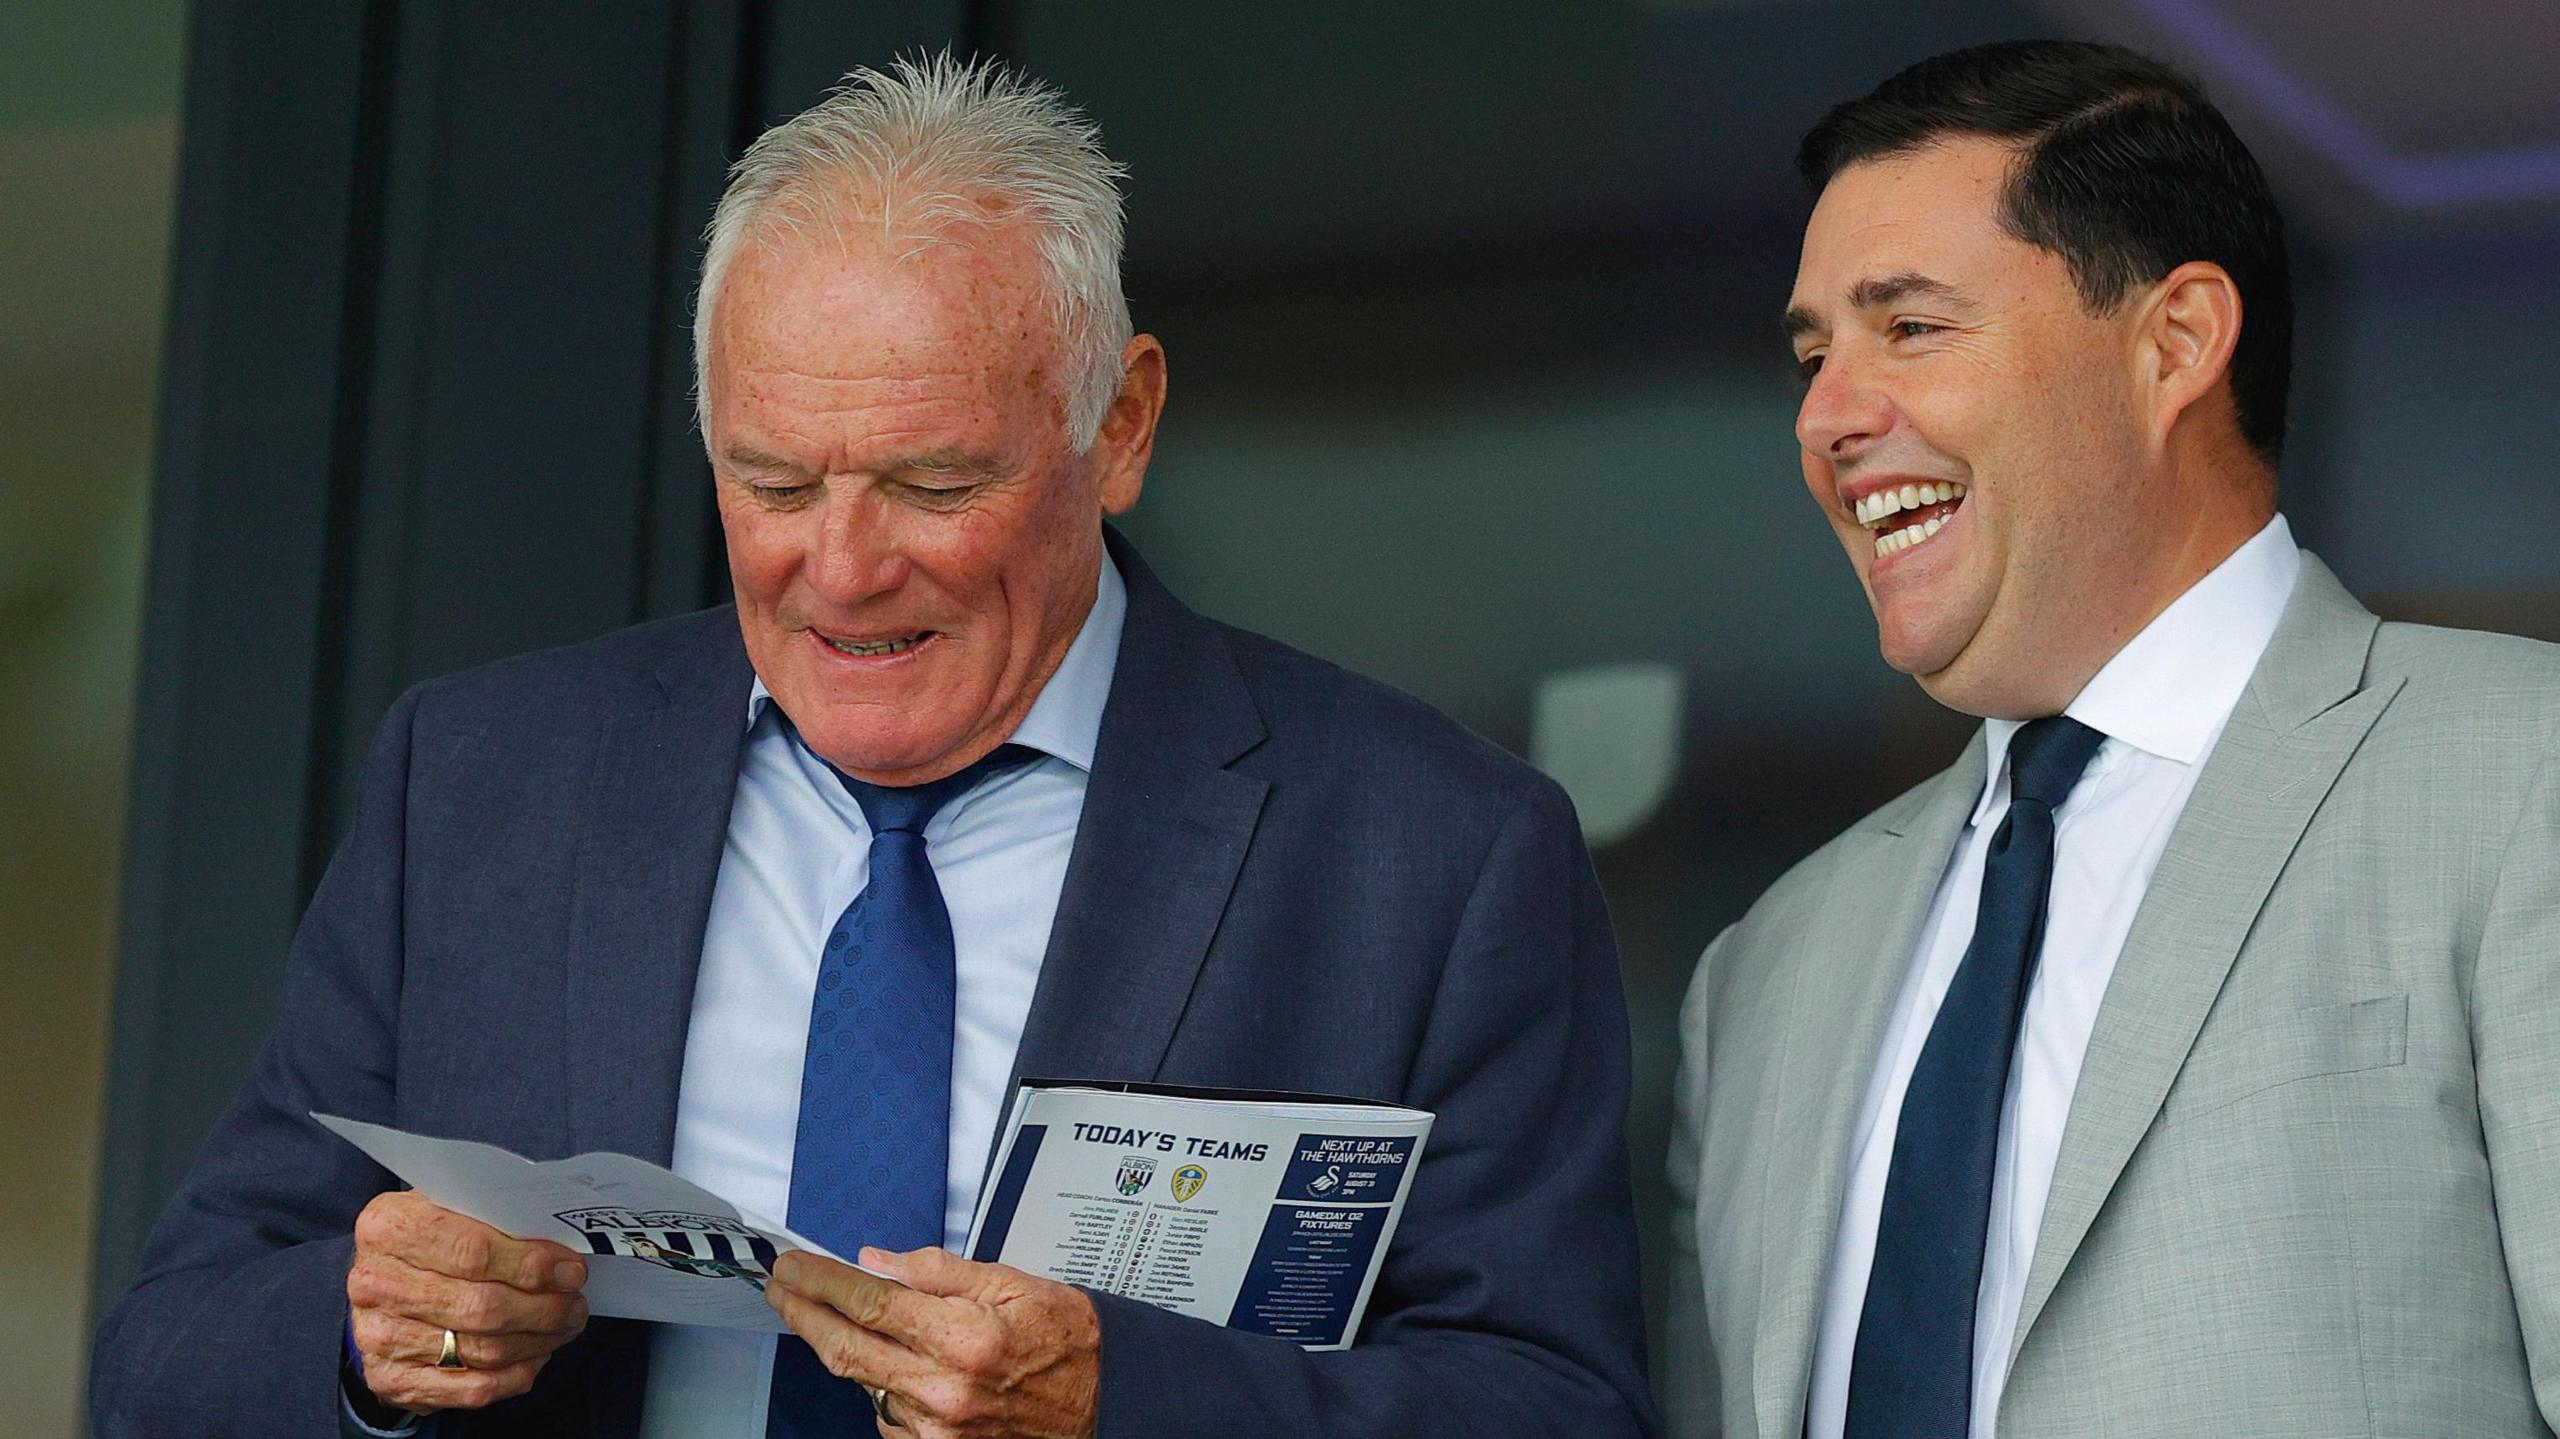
xmin=315 ymin=1113 xmax=879 ymax=1332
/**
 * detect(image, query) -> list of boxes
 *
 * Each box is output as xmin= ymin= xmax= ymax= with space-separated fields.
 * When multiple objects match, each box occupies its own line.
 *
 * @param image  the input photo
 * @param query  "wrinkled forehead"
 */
xmin=709 ymin=219 xmax=1061 ymax=390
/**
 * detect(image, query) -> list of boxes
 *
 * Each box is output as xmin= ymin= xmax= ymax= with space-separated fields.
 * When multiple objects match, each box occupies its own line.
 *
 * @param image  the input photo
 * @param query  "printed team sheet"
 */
xmin=965 ymin=1081 xmax=1434 ymax=1350
xmin=313 ymin=1113 xmax=875 ymax=1332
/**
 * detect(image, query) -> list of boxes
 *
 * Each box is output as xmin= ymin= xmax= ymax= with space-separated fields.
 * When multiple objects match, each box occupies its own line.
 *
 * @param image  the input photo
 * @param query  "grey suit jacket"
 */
xmin=1667 ymin=554 xmax=2560 ymax=1438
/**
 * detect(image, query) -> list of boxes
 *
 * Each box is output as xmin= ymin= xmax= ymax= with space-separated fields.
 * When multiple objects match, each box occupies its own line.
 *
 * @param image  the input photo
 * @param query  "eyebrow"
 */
xmin=1781 ymin=271 xmax=1969 ymax=341
xmin=718 ymin=444 xmax=1005 ymax=479
xmin=720 ymin=445 xmax=813 ymax=476
xmin=898 ymin=447 xmax=1002 ymax=477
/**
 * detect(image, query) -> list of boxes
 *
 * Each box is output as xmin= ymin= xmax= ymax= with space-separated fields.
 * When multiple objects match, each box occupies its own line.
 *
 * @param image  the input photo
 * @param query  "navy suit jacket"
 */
xmin=91 ymin=534 xmax=1657 ymax=1437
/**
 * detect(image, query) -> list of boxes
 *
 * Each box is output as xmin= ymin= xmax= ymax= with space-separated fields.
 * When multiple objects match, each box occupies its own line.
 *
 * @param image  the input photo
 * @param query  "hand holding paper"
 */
xmin=314 ymin=1113 xmax=881 ymax=1334
xmin=764 ymin=1244 xmax=1101 ymax=1437
xmin=344 ymin=1189 xmax=591 ymax=1415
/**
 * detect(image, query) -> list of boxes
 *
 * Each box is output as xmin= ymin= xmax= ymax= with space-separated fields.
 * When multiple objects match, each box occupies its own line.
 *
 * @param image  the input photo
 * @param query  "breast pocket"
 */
xmin=2163 ymin=994 xmax=2410 ymax=1123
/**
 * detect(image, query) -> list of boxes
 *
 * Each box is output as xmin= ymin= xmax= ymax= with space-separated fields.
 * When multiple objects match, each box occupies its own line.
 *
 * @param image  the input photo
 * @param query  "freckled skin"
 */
xmin=1788 ymin=137 xmax=2273 ymax=719
xmin=705 ymin=221 xmax=1166 ymax=784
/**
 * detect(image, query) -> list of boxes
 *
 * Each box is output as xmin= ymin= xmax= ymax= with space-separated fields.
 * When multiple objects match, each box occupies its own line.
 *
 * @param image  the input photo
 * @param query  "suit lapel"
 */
xmin=2007 ymin=556 xmax=2395 ymax=1364
xmin=1752 ymin=741 xmax=1983 ymax=1439
xmin=562 ymin=618 xmax=753 ymax=1165
xmin=1003 ymin=534 xmax=1270 ymax=1124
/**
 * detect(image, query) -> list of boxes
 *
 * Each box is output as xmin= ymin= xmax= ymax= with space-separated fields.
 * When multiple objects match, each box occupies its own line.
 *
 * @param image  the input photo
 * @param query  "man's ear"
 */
xmin=2136 ymin=260 xmax=2243 ymax=450
xmin=1093 ymin=334 xmax=1166 ymax=515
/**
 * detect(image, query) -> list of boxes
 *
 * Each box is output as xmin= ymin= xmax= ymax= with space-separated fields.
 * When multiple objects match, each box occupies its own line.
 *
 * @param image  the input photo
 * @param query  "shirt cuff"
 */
xmin=340 ymin=1388 xmax=427 ymax=1439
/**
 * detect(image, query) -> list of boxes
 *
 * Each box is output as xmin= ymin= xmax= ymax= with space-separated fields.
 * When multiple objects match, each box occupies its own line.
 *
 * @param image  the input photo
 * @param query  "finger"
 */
xmin=766 ymin=1282 xmax=931 ymax=1391
xmin=808 ymin=1249 xmax=1030 ymax=1375
xmin=355 ymin=1191 xmax=588 ymax=1292
xmin=354 ymin=1309 xmax=580 ymax=1373
xmin=858 ymin=1247 xmax=1041 ymax=1374
xmin=863 ymin=1245 xmax=991 ymax=1300
xmin=358 ymin=1350 xmax=552 ymax=1417
xmin=349 ymin=1249 xmax=589 ymax=1337
xmin=771 ymin=1251 xmax=942 ymax=1346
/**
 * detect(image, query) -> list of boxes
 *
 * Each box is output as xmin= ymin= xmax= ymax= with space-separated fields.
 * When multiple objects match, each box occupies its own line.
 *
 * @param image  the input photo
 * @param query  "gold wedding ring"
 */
xmin=868 ymin=1385 xmax=901 ymax=1427
xmin=436 ymin=1328 xmax=467 ymax=1369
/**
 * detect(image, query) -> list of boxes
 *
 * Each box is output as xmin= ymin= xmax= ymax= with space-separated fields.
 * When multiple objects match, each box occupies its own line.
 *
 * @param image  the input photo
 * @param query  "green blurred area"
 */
xmin=0 ymin=3 xmax=187 ymax=1434
xmin=0 ymin=1 xmax=187 ymax=128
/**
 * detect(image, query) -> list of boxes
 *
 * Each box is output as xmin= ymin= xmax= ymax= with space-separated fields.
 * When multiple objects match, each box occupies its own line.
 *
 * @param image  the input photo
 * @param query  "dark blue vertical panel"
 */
xmin=93 ymin=0 xmax=385 ymax=1319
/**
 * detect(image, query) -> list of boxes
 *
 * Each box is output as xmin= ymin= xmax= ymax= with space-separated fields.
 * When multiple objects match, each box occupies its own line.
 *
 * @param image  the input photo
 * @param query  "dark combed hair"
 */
xmin=1798 ymin=41 xmax=2293 ymax=466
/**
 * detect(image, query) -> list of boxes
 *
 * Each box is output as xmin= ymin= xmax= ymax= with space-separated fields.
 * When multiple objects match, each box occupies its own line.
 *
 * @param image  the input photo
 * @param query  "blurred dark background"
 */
xmin=11 ymin=1 xmax=2560 ymax=1431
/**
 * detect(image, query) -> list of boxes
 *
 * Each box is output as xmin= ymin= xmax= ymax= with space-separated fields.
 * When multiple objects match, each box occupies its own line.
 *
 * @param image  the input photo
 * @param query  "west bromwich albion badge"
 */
xmin=1115 ymin=1155 xmax=1158 ymax=1197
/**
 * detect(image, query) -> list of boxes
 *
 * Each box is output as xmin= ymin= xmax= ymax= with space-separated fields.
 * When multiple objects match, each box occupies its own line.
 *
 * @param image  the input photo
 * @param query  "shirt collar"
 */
xmin=743 ymin=550 xmax=1127 ymax=774
xmin=1969 ymin=512 xmax=2301 ymax=826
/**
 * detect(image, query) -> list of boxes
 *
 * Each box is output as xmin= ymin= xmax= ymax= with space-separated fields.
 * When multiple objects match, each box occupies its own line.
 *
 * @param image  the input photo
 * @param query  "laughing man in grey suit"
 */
xmin=1668 ymin=41 xmax=2560 ymax=1439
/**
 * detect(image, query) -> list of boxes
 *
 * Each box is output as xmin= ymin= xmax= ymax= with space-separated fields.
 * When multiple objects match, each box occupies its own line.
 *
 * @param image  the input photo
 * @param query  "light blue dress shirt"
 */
xmin=638 ymin=557 xmax=1126 ymax=1438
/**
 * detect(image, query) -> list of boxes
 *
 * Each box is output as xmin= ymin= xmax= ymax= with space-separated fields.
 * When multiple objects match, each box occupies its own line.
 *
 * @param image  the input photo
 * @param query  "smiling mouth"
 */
xmin=1856 ymin=480 xmax=1968 ymax=558
xmin=815 ymin=630 xmax=934 ymax=657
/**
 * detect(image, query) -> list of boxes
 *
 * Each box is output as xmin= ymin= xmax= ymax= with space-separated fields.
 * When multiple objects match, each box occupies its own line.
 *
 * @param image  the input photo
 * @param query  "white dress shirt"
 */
xmin=1805 ymin=516 xmax=2301 ymax=1439
xmin=639 ymin=557 xmax=1126 ymax=1439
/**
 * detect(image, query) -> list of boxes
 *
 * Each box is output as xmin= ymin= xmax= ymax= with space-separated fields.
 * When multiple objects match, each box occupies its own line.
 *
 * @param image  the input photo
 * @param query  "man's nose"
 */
xmin=1795 ymin=350 xmax=1896 ymax=464
xmin=809 ymin=488 xmax=908 ymax=602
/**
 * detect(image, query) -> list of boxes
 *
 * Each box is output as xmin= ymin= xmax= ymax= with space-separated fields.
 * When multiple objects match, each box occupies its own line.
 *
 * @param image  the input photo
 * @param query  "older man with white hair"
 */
xmin=90 ymin=56 xmax=1656 ymax=1439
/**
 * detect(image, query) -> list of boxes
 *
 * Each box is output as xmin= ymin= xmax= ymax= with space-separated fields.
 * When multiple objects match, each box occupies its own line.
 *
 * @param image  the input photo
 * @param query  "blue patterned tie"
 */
xmin=766 ymin=741 xmax=1036 ymax=1438
xmin=1845 ymin=716 xmax=2104 ymax=1439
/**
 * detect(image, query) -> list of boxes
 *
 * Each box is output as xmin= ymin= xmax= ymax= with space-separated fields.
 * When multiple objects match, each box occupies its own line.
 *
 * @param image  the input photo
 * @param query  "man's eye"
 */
xmin=1795 ymin=353 xmax=1825 ymax=383
xmin=749 ymin=483 xmax=812 ymax=504
xmin=1889 ymin=319 xmax=1942 ymax=339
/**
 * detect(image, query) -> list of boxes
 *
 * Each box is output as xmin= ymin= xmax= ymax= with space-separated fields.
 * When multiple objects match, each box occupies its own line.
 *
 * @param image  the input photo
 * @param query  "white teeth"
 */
xmin=1853 ymin=480 xmax=1969 ymax=530
xmin=1871 ymin=510 xmax=1955 ymax=558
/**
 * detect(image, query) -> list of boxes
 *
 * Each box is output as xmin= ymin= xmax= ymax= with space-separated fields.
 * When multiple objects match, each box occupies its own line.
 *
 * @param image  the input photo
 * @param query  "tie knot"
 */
xmin=835 ymin=743 xmax=1041 ymax=835
xmin=2007 ymin=715 xmax=2104 ymax=811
